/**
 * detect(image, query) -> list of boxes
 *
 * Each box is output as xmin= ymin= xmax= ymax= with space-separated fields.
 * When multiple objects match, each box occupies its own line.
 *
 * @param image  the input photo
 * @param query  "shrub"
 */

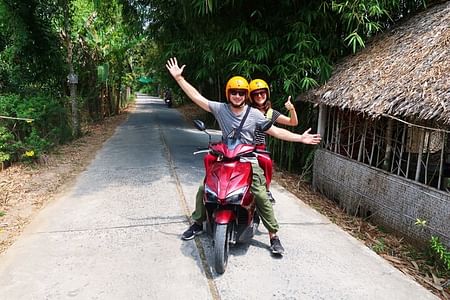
xmin=430 ymin=236 xmax=450 ymax=272
xmin=16 ymin=95 xmax=71 ymax=144
xmin=0 ymin=93 xmax=71 ymax=164
xmin=0 ymin=126 xmax=17 ymax=163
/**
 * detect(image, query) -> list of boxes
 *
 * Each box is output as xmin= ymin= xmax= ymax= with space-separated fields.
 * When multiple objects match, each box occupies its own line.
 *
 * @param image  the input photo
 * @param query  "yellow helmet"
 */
xmin=225 ymin=76 xmax=249 ymax=101
xmin=249 ymin=79 xmax=270 ymax=99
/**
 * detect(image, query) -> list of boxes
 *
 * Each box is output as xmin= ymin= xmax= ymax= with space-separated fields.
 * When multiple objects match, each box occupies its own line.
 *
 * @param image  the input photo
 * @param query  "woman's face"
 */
xmin=250 ymin=89 xmax=267 ymax=107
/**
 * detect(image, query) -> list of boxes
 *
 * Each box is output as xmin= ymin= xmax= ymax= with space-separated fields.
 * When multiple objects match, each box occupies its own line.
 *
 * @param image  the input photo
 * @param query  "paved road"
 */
xmin=0 ymin=94 xmax=438 ymax=299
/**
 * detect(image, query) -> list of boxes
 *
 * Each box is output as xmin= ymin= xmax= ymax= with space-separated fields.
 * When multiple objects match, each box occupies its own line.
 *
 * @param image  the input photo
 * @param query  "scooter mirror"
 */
xmin=193 ymin=119 xmax=206 ymax=131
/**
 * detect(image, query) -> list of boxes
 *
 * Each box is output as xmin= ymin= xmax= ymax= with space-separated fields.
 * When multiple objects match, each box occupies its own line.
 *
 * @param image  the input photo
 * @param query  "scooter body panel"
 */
xmin=214 ymin=210 xmax=235 ymax=224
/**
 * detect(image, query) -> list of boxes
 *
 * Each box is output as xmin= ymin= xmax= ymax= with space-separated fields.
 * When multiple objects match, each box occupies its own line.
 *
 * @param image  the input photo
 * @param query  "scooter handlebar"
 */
xmin=193 ymin=149 xmax=210 ymax=155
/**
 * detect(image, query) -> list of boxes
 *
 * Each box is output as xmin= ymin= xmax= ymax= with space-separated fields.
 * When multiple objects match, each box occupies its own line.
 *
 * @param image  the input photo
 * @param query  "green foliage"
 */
xmin=415 ymin=218 xmax=427 ymax=227
xmin=16 ymin=95 xmax=71 ymax=144
xmin=69 ymin=0 xmax=142 ymax=119
xmin=97 ymin=63 xmax=110 ymax=82
xmin=23 ymin=129 xmax=52 ymax=158
xmin=345 ymin=32 xmax=366 ymax=53
xmin=372 ymin=238 xmax=387 ymax=254
xmin=0 ymin=0 xmax=431 ymax=175
xmin=328 ymin=0 xmax=389 ymax=52
xmin=414 ymin=218 xmax=450 ymax=272
xmin=430 ymin=236 xmax=450 ymax=271
xmin=0 ymin=93 xmax=70 ymax=163
xmin=139 ymin=84 xmax=156 ymax=95
xmin=135 ymin=0 xmax=429 ymax=178
xmin=0 ymin=0 xmax=66 ymax=94
xmin=0 ymin=0 xmax=148 ymax=167
xmin=0 ymin=126 xmax=15 ymax=163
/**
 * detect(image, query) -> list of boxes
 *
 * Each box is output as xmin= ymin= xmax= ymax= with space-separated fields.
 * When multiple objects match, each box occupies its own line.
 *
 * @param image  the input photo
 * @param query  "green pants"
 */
xmin=191 ymin=162 xmax=279 ymax=233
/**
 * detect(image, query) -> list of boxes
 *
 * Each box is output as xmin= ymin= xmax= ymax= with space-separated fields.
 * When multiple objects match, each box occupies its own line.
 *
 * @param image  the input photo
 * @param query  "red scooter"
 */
xmin=193 ymin=120 xmax=271 ymax=274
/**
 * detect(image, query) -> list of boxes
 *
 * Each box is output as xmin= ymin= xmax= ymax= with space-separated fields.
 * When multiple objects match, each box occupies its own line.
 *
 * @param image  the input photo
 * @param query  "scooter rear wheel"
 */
xmin=214 ymin=223 xmax=229 ymax=274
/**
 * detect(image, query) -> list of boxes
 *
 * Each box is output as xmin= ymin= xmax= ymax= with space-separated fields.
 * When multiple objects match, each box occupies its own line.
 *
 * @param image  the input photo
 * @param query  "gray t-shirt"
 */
xmin=208 ymin=101 xmax=268 ymax=144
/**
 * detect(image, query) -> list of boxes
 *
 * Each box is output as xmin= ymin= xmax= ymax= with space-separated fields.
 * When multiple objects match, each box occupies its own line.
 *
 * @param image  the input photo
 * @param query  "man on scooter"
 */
xmin=164 ymin=88 xmax=173 ymax=107
xmin=166 ymin=57 xmax=321 ymax=255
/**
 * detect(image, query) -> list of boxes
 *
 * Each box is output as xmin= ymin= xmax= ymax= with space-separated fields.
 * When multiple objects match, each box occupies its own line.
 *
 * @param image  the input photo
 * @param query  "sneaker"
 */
xmin=267 ymin=191 xmax=276 ymax=203
xmin=181 ymin=222 xmax=203 ymax=240
xmin=270 ymin=236 xmax=285 ymax=255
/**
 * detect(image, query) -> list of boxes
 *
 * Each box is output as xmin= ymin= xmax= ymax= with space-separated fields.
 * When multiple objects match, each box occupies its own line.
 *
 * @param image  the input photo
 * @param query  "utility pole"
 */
xmin=62 ymin=0 xmax=80 ymax=137
xmin=67 ymin=71 xmax=80 ymax=137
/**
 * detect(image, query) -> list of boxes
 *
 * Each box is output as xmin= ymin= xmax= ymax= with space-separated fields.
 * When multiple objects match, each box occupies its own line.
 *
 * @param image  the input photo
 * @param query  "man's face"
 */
xmin=228 ymin=89 xmax=247 ymax=108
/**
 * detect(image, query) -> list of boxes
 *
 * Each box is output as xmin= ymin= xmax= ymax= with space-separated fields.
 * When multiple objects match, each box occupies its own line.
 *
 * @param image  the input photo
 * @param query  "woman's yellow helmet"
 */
xmin=249 ymin=79 xmax=270 ymax=99
xmin=225 ymin=76 xmax=249 ymax=101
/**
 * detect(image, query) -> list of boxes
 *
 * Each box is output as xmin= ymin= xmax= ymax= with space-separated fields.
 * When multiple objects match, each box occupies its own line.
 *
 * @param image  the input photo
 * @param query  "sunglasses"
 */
xmin=230 ymin=90 xmax=246 ymax=97
xmin=251 ymin=91 xmax=266 ymax=97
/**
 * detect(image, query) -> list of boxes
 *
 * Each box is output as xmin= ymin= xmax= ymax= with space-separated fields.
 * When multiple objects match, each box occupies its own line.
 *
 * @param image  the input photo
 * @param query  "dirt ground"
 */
xmin=0 ymin=101 xmax=448 ymax=299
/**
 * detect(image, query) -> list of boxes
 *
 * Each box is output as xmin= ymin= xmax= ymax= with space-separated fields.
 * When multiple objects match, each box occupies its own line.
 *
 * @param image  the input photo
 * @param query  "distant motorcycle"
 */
xmin=193 ymin=120 xmax=273 ymax=274
xmin=164 ymin=90 xmax=173 ymax=108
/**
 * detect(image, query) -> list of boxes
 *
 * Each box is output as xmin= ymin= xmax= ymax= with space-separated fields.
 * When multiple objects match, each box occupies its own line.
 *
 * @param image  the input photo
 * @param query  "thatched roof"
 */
xmin=305 ymin=2 xmax=450 ymax=125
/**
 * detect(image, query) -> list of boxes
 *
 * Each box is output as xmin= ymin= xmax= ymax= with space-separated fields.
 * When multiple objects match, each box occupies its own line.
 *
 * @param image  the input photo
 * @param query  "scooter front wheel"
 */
xmin=214 ymin=223 xmax=229 ymax=274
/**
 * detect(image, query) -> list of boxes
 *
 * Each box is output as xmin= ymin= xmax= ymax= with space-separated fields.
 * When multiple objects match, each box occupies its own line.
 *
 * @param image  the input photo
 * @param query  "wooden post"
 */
xmin=351 ymin=116 xmax=356 ymax=158
xmin=437 ymin=132 xmax=446 ymax=190
xmin=382 ymin=118 xmax=393 ymax=171
xmin=369 ymin=127 xmax=376 ymax=165
xmin=334 ymin=110 xmax=340 ymax=153
xmin=317 ymin=104 xmax=327 ymax=139
xmin=347 ymin=113 xmax=352 ymax=156
xmin=415 ymin=129 xmax=425 ymax=182
xmin=397 ymin=124 xmax=407 ymax=176
xmin=358 ymin=120 xmax=367 ymax=162
xmin=424 ymin=132 xmax=431 ymax=184
xmin=326 ymin=107 xmax=332 ymax=149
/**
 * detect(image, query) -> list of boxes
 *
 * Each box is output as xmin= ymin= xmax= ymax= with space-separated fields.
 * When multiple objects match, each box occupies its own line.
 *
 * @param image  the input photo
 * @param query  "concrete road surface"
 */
xmin=0 ymin=94 xmax=438 ymax=299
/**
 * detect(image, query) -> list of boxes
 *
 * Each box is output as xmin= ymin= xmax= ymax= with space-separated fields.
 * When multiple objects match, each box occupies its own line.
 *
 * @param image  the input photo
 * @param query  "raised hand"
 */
xmin=301 ymin=128 xmax=321 ymax=145
xmin=166 ymin=57 xmax=186 ymax=81
xmin=284 ymin=96 xmax=294 ymax=111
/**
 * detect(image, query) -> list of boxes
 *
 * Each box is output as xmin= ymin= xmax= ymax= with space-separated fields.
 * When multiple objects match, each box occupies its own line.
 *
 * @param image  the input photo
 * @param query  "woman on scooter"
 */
xmin=248 ymin=79 xmax=298 ymax=202
xmin=249 ymin=79 xmax=298 ymax=143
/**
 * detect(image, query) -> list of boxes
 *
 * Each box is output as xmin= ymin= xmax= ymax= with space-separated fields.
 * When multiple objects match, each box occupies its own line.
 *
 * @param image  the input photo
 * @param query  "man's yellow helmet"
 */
xmin=225 ymin=76 xmax=249 ymax=101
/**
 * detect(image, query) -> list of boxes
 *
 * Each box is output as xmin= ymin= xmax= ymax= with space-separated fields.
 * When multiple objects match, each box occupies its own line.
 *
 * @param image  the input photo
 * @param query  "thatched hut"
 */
xmin=304 ymin=2 xmax=450 ymax=247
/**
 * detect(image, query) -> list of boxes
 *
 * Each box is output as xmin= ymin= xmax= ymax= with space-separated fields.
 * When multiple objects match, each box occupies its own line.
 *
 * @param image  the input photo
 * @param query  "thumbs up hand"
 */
xmin=284 ymin=96 xmax=294 ymax=111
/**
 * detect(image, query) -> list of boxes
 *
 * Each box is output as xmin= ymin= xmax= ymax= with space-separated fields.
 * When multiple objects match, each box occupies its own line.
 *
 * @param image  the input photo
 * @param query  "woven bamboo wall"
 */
xmin=313 ymin=149 xmax=450 ymax=248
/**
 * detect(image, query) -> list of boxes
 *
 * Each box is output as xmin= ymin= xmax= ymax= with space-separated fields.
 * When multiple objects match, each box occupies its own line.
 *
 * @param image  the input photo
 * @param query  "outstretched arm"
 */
xmin=275 ymin=96 xmax=298 ymax=126
xmin=265 ymin=125 xmax=321 ymax=145
xmin=166 ymin=57 xmax=211 ymax=112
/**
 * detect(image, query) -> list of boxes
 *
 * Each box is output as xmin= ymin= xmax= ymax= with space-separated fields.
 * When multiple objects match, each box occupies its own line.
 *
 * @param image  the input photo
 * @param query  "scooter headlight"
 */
xmin=225 ymin=186 xmax=247 ymax=205
xmin=205 ymin=185 xmax=218 ymax=203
